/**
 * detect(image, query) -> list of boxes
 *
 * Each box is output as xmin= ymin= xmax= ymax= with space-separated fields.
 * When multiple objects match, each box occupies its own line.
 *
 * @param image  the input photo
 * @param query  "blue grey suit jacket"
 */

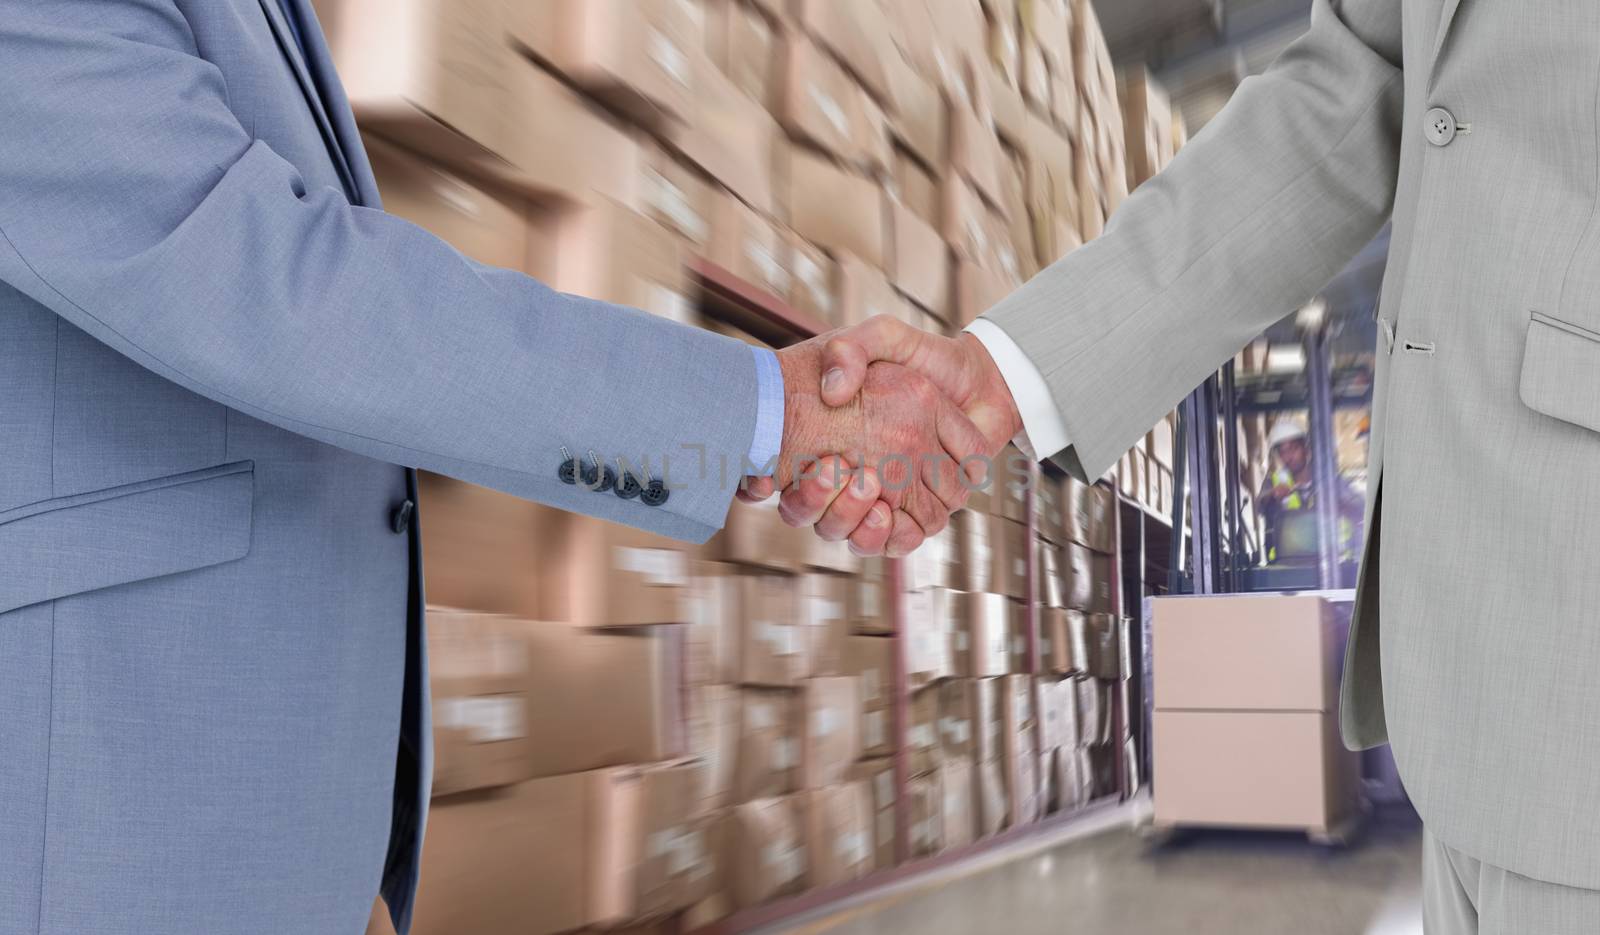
xmin=0 ymin=2 xmax=761 ymax=933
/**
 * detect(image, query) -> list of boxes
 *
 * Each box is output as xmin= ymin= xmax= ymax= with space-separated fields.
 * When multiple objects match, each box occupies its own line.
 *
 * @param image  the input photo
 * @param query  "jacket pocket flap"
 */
xmin=0 ymin=461 xmax=254 ymax=615
xmin=1519 ymin=312 xmax=1600 ymax=434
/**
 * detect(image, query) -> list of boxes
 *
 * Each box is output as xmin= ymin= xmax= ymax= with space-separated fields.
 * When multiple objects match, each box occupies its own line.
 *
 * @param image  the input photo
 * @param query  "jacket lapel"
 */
xmin=256 ymin=0 xmax=359 ymax=201
xmin=1428 ymin=0 xmax=1467 ymax=87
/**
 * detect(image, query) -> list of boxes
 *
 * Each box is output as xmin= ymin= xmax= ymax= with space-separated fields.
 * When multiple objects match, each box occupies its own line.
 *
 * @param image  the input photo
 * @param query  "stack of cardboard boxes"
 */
xmin=318 ymin=0 xmax=1167 ymax=929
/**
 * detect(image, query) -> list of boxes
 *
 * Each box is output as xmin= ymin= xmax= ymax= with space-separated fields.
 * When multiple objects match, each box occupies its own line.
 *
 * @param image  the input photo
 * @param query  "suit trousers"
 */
xmin=1424 ymin=829 xmax=1600 ymax=934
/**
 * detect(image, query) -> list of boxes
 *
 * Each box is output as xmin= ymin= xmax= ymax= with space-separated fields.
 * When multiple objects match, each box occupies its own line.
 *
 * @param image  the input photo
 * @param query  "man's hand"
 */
xmin=740 ymin=333 xmax=990 ymax=557
xmin=755 ymin=317 xmax=1024 ymax=549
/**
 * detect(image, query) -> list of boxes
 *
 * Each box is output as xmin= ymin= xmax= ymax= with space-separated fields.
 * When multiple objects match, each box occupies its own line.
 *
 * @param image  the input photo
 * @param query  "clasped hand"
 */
xmin=740 ymin=316 xmax=1023 ymax=557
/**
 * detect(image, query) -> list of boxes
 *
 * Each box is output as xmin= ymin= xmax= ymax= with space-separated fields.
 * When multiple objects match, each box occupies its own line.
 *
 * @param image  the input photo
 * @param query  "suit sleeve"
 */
xmin=978 ymin=0 xmax=1404 ymax=481
xmin=0 ymin=0 xmax=757 ymax=542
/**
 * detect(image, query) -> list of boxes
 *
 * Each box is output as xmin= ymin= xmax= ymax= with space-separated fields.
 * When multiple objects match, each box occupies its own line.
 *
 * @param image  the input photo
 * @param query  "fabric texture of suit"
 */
xmin=0 ymin=1 xmax=761 ymax=932
xmin=984 ymin=0 xmax=1600 ymax=894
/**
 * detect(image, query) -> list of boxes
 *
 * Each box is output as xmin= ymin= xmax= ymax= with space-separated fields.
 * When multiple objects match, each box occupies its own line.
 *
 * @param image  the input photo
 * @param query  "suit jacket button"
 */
xmin=641 ymin=480 xmax=669 ymax=507
xmin=1424 ymin=107 xmax=1456 ymax=146
xmin=391 ymin=499 xmax=414 ymax=534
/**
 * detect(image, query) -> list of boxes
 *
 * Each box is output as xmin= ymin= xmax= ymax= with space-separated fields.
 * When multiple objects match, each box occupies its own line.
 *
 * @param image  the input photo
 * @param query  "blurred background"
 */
xmin=311 ymin=0 xmax=1407 ymax=932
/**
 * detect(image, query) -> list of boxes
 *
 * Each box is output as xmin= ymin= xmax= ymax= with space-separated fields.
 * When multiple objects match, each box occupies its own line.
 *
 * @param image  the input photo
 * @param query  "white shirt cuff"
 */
xmin=964 ymin=318 xmax=1071 ymax=462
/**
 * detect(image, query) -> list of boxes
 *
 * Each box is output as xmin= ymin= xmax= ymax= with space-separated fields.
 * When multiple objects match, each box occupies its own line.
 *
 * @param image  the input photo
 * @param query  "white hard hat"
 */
xmin=1267 ymin=417 xmax=1308 ymax=449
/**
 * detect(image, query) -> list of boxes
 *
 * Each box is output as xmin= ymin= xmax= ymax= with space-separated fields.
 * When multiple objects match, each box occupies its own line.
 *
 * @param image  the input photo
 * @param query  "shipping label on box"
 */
xmin=635 ymin=761 xmax=717 ymax=917
xmin=904 ymin=589 xmax=953 ymax=687
xmin=735 ymin=689 xmax=799 ymax=802
xmin=427 ymin=607 xmax=533 ymax=797
xmin=801 ymin=677 xmax=861 ymax=789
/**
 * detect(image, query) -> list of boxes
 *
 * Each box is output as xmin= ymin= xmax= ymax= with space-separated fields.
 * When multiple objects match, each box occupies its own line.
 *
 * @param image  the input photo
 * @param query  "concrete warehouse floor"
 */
xmin=769 ymin=799 xmax=1425 ymax=935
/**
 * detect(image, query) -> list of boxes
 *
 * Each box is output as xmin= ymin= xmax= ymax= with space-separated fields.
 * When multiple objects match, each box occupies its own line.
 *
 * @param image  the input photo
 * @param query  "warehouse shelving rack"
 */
xmin=682 ymin=259 xmax=1132 ymax=935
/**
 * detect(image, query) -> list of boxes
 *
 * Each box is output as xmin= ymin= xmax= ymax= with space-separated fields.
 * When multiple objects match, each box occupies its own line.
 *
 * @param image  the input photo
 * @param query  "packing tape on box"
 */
xmin=864 ymin=710 xmax=885 ymax=748
xmin=613 ymin=546 xmax=688 ymax=586
xmin=774 ymin=738 xmax=797 ymax=770
xmin=813 ymin=707 xmax=839 ymax=738
xmin=648 ymin=28 xmax=691 ymax=87
xmin=836 ymin=830 xmax=869 ymax=864
xmin=437 ymin=696 xmax=524 ymax=743
xmin=807 ymin=85 xmax=850 ymax=140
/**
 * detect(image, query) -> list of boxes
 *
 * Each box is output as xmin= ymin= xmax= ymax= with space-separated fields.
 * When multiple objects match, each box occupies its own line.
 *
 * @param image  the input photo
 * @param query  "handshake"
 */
xmin=741 ymin=316 xmax=1025 ymax=557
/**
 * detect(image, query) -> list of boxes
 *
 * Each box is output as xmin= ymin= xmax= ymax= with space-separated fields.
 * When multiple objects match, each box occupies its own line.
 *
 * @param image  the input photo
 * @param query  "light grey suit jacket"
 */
xmin=0 ymin=2 xmax=759 ymax=933
xmin=987 ymin=0 xmax=1600 ymax=889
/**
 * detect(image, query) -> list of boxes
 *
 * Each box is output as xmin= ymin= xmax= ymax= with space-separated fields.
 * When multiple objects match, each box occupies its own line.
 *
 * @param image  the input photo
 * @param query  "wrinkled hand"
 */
xmin=739 ymin=333 xmax=990 ymax=556
xmin=746 ymin=317 xmax=1024 ymax=552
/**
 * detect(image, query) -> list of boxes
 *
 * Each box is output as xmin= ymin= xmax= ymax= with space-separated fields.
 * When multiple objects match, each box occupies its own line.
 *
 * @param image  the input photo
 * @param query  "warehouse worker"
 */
xmin=0 ymin=4 xmax=987 ymax=933
xmin=1257 ymin=417 xmax=1360 ymax=565
xmin=779 ymin=1 xmax=1600 ymax=929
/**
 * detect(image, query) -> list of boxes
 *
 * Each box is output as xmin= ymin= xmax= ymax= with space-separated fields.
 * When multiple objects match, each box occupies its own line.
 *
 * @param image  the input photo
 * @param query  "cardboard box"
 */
xmin=735 ymin=689 xmax=799 ymax=801
xmin=801 ymin=677 xmax=862 ymax=789
xmin=1147 ymin=413 xmax=1175 ymax=466
xmin=723 ymin=797 xmax=806 ymax=907
xmin=974 ymin=757 xmax=1008 ymax=837
xmin=688 ymin=683 xmax=739 ymax=810
xmin=536 ymin=516 xmax=687 ymax=627
xmin=948 ymin=591 xmax=1011 ymax=678
xmin=938 ymin=757 xmax=977 ymax=850
xmin=937 ymin=678 xmax=978 ymax=763
xmin=1062 ymin=476 xmax=1116 ymax=553
xmin=997 ymin=147 xmax=1039 ymax=282
xmin=1037 ymin=541 xmax=1065 ymax=608
xmin=999 ymin=674 xmax=1036 ymax=758
xmin=702 ymin=189 xmax=792 ymax=301
xmin=800 ymin=783 xmax=875 ymax=888
xmin=848 ymin=566 xmax=890 ymax=635
xmin=841 ymin=636 xmax=893 ymax=712
xmin=734 ymin=575 xmax=807 ymax=687
xmin=781 ymin=146 xmax=886 ymax=270
xmin=1076 ymin=676 xmax=1108 ymax=746
xmin=426 ymin=608 xmax=532 ymax=797
xmin=775 ymin=36 xmax=887 ymax=172
xmin=952 ymin=258 xmax=1017 ymax=328
xmin=499 ymin=56 xmax=645 ymax=207
xmin=715 ymin=497 xmax=804 ymax=572
xmin=1006 ymin=746 xmax=1043 ymax=827
xmin=1044 ymin=744 xmax=1090 ymax=813
xmin=907 ymin=773 xmax=943 ymax=857
xmin=323 ymin=0 xmax=511 ymax=171
xmin=1005 ymin=600 xmax=1032 ymax=675
xmin=1060 ymin=541 xmax=1092 ymax=612
xmin=789 ymin=235 xmax=842 ymax=327
xmin=904 ymin=589 xmax=953 ymax=688
xmin=1037 ymin=677 xmax=1068 ymax=752
xmin=685 ymin=563 xmax=735 ymax=686
xmin=406 ymin=768 xmax=713 ymax=935
xmin=366 ymin=135 xmax=527 ymax=271
xmin=801 ymin=574 xmax=850 ymax=678
xmin=527 ymin=197 xmax=692 ymax=324
xmin=704 ymin=0 xmax=776 ymax=104
xmin=514 ymin=0 xmax=698 ymax=130
xmin=836 ymin=251 xmax=911 ymax=329
xmin=642 ymin=146 xmax=714 ymax=251
xmin=416 ymin=473 xmax=547 ymax=619
xmin=883 ymin=53 xmax=948 ymax=170
xmin=1038 ymin=607 xmax=1071 ymax=675
xmin=943 ymin=176 xmax=1016 ymax=277
xmin=907 ymin=685 xmax=940 ymax=777
xmin=986 ymin=0 xmax=1021 ymax=90
xmin=887 ymin=197 xmax=951 ymax=318
xmin=892 ymin=146 xmax=942 ymax=228
xmin=1153 ymin=710 xmax=1360 ymax=832
xmin=1152 ymin=595 xmax=1342 ymax=713
xmin=948 ymin=510 xmax=993 ymax=594
xmin=669 ymin=56 xmax=777 ymax=213
xmin=1084 ymin=612 xmax=1121 ymax=681
xmin=789 ymin=0 xmax=897 ymax=103
xmin=848 ymin=758 xmax=898 ymax=869
xmin=1059 ymin=608 xmax=1088 ymax=675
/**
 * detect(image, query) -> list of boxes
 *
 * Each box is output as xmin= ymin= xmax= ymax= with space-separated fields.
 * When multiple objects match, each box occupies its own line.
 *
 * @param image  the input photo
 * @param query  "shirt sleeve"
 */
xmin=964 ymin=317 xmax=1071 ymax=462
xmin=747 ymin=345 xmax=785 ymax=475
